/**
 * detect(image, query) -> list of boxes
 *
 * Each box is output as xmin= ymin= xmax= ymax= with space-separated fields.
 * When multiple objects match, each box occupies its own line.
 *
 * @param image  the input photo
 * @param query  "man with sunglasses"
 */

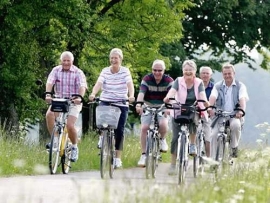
xmin=136 ymin=59 xmax=174 ymax=167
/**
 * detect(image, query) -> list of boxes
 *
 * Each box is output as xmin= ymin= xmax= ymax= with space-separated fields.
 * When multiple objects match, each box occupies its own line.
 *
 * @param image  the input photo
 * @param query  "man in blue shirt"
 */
xmin=199 ymin=66 xmax=214 ymax=157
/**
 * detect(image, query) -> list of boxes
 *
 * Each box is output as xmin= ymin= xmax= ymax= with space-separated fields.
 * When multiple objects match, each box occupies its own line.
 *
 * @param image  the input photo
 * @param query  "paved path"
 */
xmin=0 ymin=162 xmax=206 ymax=203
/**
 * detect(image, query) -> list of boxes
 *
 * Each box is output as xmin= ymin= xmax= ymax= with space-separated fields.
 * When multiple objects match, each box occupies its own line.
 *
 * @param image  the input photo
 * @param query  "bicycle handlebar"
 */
xmin=164 ymin=98 xmax=209 ymax=112
xmin=209 ymin=105 xmax=245 ymax=117
xmin=89 ymin=97 xmax=133 ymax=107
xmin=43 ymin=92 xmax=85 ymax=103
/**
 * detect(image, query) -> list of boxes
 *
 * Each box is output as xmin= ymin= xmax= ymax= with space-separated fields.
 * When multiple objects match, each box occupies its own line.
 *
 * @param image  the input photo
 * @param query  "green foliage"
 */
xmin=1 ymin=0 xmax=270 ymax=124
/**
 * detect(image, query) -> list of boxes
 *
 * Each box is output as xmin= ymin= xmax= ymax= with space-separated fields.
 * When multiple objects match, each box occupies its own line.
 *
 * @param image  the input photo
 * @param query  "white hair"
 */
xmin=222 ymin=63 xmax=235 ymax=73
xmin=110 ymin=48 xmax=123 ymax=60
xmin=60 ymin=51 xmax=74 ymax=62
xmin=182 ymin=60 xmax=197 ymax=72
xmin=199 ymin=66 xmax=213 ymax=75
xmin=152 ymin=59 xmax=166 ymax=70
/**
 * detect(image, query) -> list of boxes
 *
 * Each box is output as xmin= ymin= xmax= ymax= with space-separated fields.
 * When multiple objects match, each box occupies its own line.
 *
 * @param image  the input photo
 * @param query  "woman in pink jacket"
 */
xmin=164 ymin=59 xmax=209 ymax=175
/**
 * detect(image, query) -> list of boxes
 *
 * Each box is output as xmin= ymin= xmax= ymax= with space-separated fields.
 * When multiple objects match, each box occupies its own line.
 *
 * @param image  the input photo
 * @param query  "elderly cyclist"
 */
xmin=136 ymin=59 xmax=174 ymax=167
xmin=209 ymin=63 xmax=249 ymax=159
xmin=45 ymin=51 xmax=87 ymax=162
xmin=199 ymin=66 xmax=214 ymax=157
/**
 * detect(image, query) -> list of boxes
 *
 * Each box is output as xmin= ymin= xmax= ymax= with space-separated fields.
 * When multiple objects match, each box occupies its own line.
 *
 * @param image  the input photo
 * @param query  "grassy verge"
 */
xmin=0 ymin=131 xmax=171 ymax=176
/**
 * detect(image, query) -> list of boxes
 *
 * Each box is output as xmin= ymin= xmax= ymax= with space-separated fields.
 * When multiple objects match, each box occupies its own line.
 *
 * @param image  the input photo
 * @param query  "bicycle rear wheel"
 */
xmin=145 ymin=130 xmax=154 ymax=179
xmin=109 ymin=133 xmax=115 ymax=179
xmin=178 ymin=133 xmax=186 ymax=185
xmin=49 ymin=127 xmax=61 ymax=174
xmin=100 ymin=130 xmax=110 ymax=179
xmin=61 ymin=130 xmax=72 ymax=174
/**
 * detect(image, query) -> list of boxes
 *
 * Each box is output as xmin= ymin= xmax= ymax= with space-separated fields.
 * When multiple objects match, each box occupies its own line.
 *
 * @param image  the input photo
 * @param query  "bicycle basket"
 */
xmin=173 ymin=104 xmax=195 ymax=124
xmin=96 ymin=106 xmax=121 ymax=129
xmin=51 ymin=98 xmax=69 ymax=112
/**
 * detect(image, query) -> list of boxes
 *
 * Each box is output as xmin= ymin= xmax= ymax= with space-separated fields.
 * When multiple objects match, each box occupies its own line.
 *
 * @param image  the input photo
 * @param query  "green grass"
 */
xmin=1 ymin=129 xmax=270 ymax=202
xmin=0 ymin=131 xmax=171 ymax=176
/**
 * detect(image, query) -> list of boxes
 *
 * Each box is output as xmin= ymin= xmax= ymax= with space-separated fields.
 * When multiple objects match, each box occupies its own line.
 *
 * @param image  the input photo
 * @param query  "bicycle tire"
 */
xmin=215 ymin=134 xmax=226 ymax=167
xmin=49 ymin=127 xmax=61 ymax=174
xmin=100 ymin=130 xmax=109 ymax=179
xmin=178 ymin=133 xmax=186 ymax=185
xmin=194 ymin=131 xmax=205 ymax=177
xmin=109 ymin=132 xmax=115 ymax=179
xmin=61 ymin=128 xmax=71 ymax=174
xmin=193 ymin=135 xmax=199 ymax=178
xmin=145 ymin=130 xmax=154 ymax=179
xmin=151 ymin=136 xmax=159 ymax=178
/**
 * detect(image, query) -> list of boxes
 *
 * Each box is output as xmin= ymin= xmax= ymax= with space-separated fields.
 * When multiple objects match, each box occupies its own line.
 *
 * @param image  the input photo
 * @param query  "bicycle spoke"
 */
xmin=100 ymin=131 xmax=110 ymax=179
xmin=49 ymin=127 xmax=61 ymax=174
xmin=145 ymin=131 xmax=153 ymax=179
xmin=109 ymin=133 xmax=115 ymax=179
xmin=61 ymin=132 xmax=72 ymax=174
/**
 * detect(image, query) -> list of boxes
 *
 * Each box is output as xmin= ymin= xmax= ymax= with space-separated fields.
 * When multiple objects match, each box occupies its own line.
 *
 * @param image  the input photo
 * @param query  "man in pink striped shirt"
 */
xmin=45 ymin=51 xmax=87 ymax=162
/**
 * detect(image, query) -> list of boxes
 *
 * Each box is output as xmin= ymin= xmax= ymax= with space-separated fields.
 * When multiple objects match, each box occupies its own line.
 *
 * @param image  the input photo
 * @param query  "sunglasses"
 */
xmin=153 ymin=69 xmax=163 ymax=72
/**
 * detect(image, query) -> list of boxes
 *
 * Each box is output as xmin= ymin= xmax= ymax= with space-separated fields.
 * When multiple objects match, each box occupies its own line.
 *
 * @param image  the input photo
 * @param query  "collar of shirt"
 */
xmin=222 ymin=79 xmax=236 ymax=87
xmin=61 ymin=65 xmax=76 ymax=72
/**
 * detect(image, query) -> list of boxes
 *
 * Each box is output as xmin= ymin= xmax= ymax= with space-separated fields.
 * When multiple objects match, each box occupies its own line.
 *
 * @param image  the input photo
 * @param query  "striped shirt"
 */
xmin=139 ymin=74 xmax=174 ymax=105
xmin=47 ymin=65 xmax=87 ymax=98
xmin=98 ymin=66 xmax=132 ymax=102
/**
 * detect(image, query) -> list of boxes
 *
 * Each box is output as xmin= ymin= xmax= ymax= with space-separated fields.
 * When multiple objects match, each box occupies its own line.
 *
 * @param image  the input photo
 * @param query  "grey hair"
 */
xmin=110 ymin=48 xmax=123 ymax=60
xmin=60 ymin=51 xmax=74 ymax=62
xmin=182 ymin=60 xmax=197 ymax=72
xmin=152 ymin=59 xmax=166 ymax=70
xmin=199 ymin=66 xmax=213 ymax=75
xmin=222 ymin=63 xmax=235 ymax=73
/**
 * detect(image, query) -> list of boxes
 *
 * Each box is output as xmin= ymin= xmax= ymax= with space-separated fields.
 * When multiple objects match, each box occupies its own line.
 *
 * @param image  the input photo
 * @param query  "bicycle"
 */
xmin=210 ymin=106 xmax=245 ymax=173
xmin=93 ymin=98 xmax=129 ymax=179
xmin=136 ymin=102 xmax=166 ymax=179
xmin=44 ymin=92 xmax=83 ymax=175
xmin=193 ymin=114 xmax=206 ymax=177
xmin=166 ymin=99 xmax=207 ymax=184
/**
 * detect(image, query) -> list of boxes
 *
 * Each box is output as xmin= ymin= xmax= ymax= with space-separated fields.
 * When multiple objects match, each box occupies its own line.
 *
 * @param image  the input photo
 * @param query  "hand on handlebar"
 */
xmin=72 ymin=96 xmax=82 ymax=105
xmin=45 ymin=95 xmax=52 ymax=104
xmin=89 ymin=94 xmax=95 ymax=102
xmin=235 ymin=111 xmax=244 ymax=119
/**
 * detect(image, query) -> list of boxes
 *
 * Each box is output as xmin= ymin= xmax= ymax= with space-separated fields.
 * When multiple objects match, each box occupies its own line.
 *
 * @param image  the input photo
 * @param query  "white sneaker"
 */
xmin=97 ymin=136 xmax=103 ymax=149
xmin=70 ymin=147 xmax=79 ymax=162
xmin=137 ymin=154 xmax=146 ymax=167
xmin=114 ymin=158 xmax=122 ymax=169
xmin=160 ymin=138 xmax=168 ymax=152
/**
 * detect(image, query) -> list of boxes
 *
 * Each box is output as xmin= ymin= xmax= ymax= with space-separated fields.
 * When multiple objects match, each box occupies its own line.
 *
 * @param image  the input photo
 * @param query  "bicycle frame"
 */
xmin=92 ymin=98 xmax=128 ymax=179
xmin=176 ymin=123 xmax=189 ymax=184
xmin=142 ymin=104 xmax=165 ymax=179
xmin=45 ymin=93 xmax=84 ymax=175
xmin=211 ymin=106 xmax=245 ymax=170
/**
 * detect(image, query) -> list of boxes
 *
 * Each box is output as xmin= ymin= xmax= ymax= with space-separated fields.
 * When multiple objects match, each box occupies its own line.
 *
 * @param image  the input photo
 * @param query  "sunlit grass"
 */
xmin=2 ymin=123 xmax=270 ymax=202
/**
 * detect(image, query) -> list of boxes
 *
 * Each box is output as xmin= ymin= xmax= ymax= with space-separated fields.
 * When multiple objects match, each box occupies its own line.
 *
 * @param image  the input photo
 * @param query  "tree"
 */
xmin=163 ymin=0 xmax=270 ymax=79
xmin=0 ymin=0 xmax=192 ymax=124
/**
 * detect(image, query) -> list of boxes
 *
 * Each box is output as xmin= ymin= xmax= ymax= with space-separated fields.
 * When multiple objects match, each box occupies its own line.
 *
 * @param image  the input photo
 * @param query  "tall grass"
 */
xmin=1 ymin=122 xmax=270 ymax=202
xmin=0 ymin=127 xmax=170 ymax=176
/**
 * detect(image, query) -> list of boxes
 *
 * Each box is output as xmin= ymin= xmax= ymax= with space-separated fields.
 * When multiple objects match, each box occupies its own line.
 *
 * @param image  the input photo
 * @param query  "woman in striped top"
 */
xmin=89 ymin=48 xmax=135 ymax=168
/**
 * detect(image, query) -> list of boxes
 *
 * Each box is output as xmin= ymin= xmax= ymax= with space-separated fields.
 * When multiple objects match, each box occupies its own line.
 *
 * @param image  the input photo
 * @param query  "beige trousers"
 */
xmin=210 ymin=117 xmax=244 ymax=159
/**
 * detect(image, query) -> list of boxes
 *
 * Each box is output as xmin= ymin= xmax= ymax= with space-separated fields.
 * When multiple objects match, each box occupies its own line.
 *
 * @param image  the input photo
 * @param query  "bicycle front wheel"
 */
xmin=109 ymin=133 xmax=115 ymax=179
xmin=100 ymin=130 xmax=110 ymax=179
xmin=178 ymin=133 xmax=186 ymax=185
xmin=49 ymin=127 xmax=61 ymax=174
xmin=145 ymin=130 xmax=154 ymax=179
xmin=151 ymin=136 xmax=159 ymax=178
xmin=215 ymin=135 xmax=225 ymax=164
xmin=61 ymin=129 xmax=72 ymax=174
